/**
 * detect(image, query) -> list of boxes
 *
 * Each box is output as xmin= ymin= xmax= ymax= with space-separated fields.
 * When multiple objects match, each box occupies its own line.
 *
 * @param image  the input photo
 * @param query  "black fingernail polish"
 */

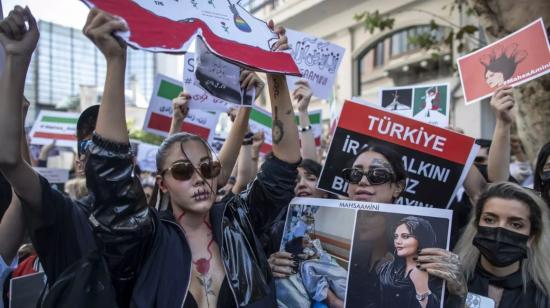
xmin=416 ymin=264 xmax=421 ymax=269
xmin=417 ymin=249 xmax=423 ymax=254
xmin=412 ymin=257 xmax=418 ymax=261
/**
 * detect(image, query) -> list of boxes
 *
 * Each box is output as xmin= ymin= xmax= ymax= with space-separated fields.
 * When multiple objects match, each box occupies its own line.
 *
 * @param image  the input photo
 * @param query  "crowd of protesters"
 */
xmin=0 ymin=5 xmax=549 ymax=308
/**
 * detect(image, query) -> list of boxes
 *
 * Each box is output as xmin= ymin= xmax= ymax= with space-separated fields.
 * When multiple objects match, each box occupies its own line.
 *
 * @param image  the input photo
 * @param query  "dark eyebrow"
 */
xmin=508 ymin=217 xmax=527 ymax=222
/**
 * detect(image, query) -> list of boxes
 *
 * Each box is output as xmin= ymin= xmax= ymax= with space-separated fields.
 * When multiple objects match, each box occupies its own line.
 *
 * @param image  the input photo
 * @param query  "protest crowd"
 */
xmin=0 ymin=3 xmax=550 ymax=308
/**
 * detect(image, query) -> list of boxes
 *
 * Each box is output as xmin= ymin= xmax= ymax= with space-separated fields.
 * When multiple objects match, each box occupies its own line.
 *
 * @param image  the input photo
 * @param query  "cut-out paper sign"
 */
xmin=286 ymin=29 xmax=345 ymax=100
xmin=29 ymin=111 xmax=79 ymax=148
xmin=80 ymin=0 xmax=300 ymax=75
xmin=143 ymin=74 xmax=220 ymax=141
xmin=184 ymin=53 xmax=233 ymax=112
xmin=457 ymin=18 xmax=550 ymax=105
xmin=194 ymin=37 xmax=255 ymax=108
xmin=378 ymin=83 xmax=450 ymax=128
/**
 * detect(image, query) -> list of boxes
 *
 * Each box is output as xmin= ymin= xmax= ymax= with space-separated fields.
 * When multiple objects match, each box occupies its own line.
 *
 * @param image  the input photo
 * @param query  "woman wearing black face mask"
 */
xmin=534 ymin=142 xmax=550 ymax=205
xmin=455 ymin=182 xmax=550 ymax=308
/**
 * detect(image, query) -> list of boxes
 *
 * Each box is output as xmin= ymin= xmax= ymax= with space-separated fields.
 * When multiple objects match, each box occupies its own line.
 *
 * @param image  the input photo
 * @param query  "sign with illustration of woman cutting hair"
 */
xmin=457 ymin=18 xmax=550 ymax=105
xmin=276 ymin=197 xmax=452 ymax=308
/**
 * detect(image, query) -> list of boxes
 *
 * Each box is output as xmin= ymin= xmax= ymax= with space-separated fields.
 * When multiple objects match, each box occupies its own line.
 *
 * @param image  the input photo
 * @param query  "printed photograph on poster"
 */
xmin=277 ymin=200 xmax=355 ymax=308
xmin=80 ymin=0 xmax=300 ymax=75
xmin=184 ymin=53 xmax=233 ymax=112
xmin=379 ymin=84 xmax=449 ymax=128
xmin=285 ymin=29 xmax=346 ymax=100
xmin=317 ymin=100 xmax=478 ymax=209
xmin=345 ymin=203 xmax=452 ymax=308
xmin=143 ymin=74 xmax=220 ymax=140
xmin=457 ymin=18 xmax=550 ymax=104
xmin=380 ymin=88 xmax=412 ymax=114
xmin=278 ymin=197 xmax=452 ymax=308
xmin=195 ymin=37 xmax=255 ymax=107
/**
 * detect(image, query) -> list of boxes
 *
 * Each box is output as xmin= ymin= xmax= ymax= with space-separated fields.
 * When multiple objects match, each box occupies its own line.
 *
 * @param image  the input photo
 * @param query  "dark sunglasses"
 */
xmin=342 ymin=168 xmax=395 ymax=185
xmin=160 ymin=160 xmax=221 ymax=181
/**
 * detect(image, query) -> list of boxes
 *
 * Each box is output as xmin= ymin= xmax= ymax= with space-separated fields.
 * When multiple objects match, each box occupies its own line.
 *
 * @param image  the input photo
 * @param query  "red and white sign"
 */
xmin=319 ymin=100 xmax=478 ymax=209
xmin=80 ymin=0 xmax=300 ymax=75
xmin=457 ymin=18 xmax=550 ymax=104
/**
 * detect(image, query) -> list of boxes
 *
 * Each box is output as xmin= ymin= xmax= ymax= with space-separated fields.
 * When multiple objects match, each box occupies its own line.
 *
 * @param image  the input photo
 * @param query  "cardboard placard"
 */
xmin=29 ymin=111 xmax=79 ymax=148
xmin=143 ymin=74 xmax=220 ymax=141
xmin=9 ymin=272 xmax=46 ymax=308
xmin=34 ymin=167 xmax=70 ymax=184
xmin=277 ymin=197 xmax=452 ymax=308
xmin=318 ymin=100 xmax=478 ymax=209
xmin=378 ymin=83 xmax=450 ymax=128
xmin=286 ymin=29 xmax=345 ymax=100
xmin=136 ymin=142 xmax=159 ymax=173
xmin=457 ymin=18 xmax=550 ymax=104
xmin=80 ymin=0 xmax=300 ymax=75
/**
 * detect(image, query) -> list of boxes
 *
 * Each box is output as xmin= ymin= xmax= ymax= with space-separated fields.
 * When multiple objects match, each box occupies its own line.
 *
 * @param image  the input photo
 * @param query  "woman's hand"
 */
xmin=490 ymin=86 xmax=514 ymax=125
xmin=416 ymin=248 xmax=468 ymax=298
xmin=172 ymin=92 xmax=190 ymax=123
xmin=240 ymin=70 xmax=264 ymax=100
xmin=0 ymin=6 xmax=39 ymax=59
xmin=268 ymin=251 xmax=298 ymax=278
xmin=293 ymin=80 xmax=313 ymax=113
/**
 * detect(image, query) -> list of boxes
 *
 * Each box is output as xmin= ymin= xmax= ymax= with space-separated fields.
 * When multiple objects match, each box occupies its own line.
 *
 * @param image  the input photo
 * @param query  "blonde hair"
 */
xmin=454 ymin=182 xmax=550 ymax=295
xmin=64 ymin=178 xmax=88 ymax=200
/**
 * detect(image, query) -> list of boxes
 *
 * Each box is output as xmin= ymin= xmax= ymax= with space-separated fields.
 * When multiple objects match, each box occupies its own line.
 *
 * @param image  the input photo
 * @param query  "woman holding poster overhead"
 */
xmin=454 ymin=182 xmax=550 ymax=307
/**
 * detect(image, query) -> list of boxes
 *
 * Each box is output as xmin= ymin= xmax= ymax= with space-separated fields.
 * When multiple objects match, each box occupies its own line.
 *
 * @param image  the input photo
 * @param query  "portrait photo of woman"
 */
xmin=347 ymin=213 xmax=450 ymax=308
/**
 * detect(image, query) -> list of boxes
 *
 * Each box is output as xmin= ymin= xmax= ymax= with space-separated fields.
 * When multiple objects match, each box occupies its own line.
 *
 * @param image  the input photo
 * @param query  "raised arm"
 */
xmin=0 ymin=97 xmax=33 ymax=264
xmin=487 ymin=86 xmax=514 ymax=182
xmin=169 ymin=92 xmax=190 ymax=135
xmin=293 ymin=80 xmax=319 ymax=162
xmin=84 ymin=9 xmax=128 ymax=143
xmin=216 ymin=70 xmax=263 ymax=185
xmin=83 ymin=9 xmax=152 ymax=303
xmin=0 ymin=6 xmax=43 ymax=214
xmin=266 ymin=22 xmax=301 ymax=164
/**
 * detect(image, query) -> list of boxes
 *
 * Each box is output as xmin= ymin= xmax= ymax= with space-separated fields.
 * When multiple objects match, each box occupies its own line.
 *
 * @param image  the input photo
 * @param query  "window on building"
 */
xmin=389 ymin=25 xmax=448 ymax=57
xmin=373 ymin=40 xmax=385 ymax=67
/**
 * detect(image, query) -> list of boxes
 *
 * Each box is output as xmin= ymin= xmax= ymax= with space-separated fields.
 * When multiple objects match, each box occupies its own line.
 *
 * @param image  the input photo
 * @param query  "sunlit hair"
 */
xmin=150 ymin=132 xmax=220 ymax=210
xmin=455 ymin=182 xmax=550 ymax=295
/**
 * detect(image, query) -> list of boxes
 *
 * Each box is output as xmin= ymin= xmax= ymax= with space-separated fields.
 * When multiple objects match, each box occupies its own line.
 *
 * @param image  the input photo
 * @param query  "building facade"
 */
xmin=251 ymin=0 xmax=496 ymax=139
xmin=24 ymin=20 xmax=179 ymax=125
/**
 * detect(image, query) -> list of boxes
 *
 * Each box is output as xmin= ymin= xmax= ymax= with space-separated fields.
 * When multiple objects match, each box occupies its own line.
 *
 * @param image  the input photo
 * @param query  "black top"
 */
xmin=184 ymin=278 xmax=236 ymax=308
xmin=468 ymin=264 xmax=550 ymax=308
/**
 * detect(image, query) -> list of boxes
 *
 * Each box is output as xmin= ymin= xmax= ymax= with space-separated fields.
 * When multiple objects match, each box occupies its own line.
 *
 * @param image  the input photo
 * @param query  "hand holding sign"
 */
xmin=293 ymin=80 xmax=313 ymax=113
xmin=240 ymin=70 xmax=264 ymax=99
xmin=490 ymin=86 xmax=515 ymax=125
xmin=172 ymin=92 xmax=191 ymax=123
xmin=83 ymin=8 xmax=127 ymax=60
xmin=0 ymin=6 xmax=38 ymax=57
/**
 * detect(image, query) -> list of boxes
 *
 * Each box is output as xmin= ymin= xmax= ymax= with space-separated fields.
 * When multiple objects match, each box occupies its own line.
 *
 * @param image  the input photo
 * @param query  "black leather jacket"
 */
xmin=63 ymin=133 xmax=298 ymax=307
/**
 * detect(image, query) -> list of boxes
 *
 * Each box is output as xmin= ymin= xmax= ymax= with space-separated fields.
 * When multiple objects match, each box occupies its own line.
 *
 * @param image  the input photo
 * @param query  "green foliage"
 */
xmin=354 ymin=10 xmax=395 ymax=34
xmin=127 ymin=119 xmax=164 ymax=145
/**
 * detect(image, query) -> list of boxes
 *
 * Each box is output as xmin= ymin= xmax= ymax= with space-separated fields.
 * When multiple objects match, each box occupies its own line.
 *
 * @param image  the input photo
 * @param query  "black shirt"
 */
xmin=468 ymin=264 xmax=549 ymax=308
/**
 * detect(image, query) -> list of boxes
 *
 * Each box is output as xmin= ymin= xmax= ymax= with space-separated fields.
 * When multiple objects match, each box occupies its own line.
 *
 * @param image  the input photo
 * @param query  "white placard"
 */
xmin=286 ymin=29 xmax=345 ymax=100
xmin=34 ymin=167 xmax=70 ymax=184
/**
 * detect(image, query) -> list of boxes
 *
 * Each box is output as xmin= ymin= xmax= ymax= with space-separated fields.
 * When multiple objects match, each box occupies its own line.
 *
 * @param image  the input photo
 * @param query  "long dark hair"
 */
xmin=393 ymin=216 xmax=437 ymax=252
xmin=481 ymin=44 xmax=527 ymax=80
xmin=534 ymin=142 xmax=550 ymax=203
xmin=149 ymin=132 xmax=216 ymax=209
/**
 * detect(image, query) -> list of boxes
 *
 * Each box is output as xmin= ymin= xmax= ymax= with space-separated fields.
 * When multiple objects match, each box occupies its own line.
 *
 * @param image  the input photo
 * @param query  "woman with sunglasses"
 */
xmin=0 ymin=8 xmax=301 ymax=308
xmin=341 ymin=144 xmax=469 ymax=306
